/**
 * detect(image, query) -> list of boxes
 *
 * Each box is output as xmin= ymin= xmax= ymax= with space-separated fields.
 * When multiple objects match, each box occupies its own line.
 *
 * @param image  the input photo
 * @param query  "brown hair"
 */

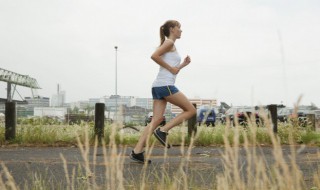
xmin=159 ymin=20 xmax=180 ymax=46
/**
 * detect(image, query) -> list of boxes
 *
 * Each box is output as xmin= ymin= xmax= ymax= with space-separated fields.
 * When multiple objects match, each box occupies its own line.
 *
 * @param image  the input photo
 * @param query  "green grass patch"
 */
xmin=1 ymin=123 xmax=320 ymax=146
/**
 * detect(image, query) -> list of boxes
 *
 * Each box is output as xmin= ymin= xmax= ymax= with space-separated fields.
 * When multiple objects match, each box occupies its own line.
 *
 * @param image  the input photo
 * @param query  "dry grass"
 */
xmin=0 ymin=111 xmax=320 ymax=189
xmin=216 ymin=114 xmax=314 ymax=190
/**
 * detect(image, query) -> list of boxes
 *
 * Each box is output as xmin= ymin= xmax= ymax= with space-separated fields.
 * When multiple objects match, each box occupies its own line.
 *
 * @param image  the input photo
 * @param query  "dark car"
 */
xmin=223 ymin=107 xmax=260 ymax=126
xmin=145 ymin=112 xmax=166 ymax=126
xmin=197 ymin=108 xmax=216 ymax=126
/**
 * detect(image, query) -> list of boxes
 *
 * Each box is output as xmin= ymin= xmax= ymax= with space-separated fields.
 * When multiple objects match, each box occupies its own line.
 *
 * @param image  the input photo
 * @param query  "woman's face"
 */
xmin=170 ymin=25 xmax=182 ymax=39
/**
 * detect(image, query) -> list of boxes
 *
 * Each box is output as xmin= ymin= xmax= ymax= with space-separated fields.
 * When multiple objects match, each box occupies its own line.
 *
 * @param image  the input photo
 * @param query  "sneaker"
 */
xmin=154 ymin=128 xmax=171 ymax=148
xmin=130 ymin=150 xmax=151 ymax=164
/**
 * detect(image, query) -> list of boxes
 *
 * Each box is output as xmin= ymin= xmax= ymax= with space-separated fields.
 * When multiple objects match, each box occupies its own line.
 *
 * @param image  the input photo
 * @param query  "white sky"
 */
xmin=0 ymin=0 xmax=319 ymax=107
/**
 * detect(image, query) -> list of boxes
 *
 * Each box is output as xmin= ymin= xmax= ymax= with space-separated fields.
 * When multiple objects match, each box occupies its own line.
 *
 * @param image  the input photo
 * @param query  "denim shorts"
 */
xmin=152 ymin=85 xmax=179 ymax=100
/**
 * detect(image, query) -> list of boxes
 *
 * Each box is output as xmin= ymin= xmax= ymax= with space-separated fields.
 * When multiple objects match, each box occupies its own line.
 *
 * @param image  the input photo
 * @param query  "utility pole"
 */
xmin=114 ymin=46 xmax=118 ymax=121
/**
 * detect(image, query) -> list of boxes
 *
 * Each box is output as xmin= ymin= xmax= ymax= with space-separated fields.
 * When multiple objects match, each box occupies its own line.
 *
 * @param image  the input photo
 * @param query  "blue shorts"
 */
xmin=152 ymin=85 xmax=179 ymax=100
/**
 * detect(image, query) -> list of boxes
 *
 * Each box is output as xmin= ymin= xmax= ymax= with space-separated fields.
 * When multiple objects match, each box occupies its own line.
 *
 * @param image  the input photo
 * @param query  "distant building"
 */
xmin=51 ymin=91 xmax=66 ymax=107
xmin=69 ymin=100 xmax=92 ymax=114
xmin=34 ymin=107 xmax=67 ymax=119
xmin=105 ymin=95 xmax=135 ymax=112
xmin=0 ymin=98 xmax=28 ymax=116
xmin=101 ymin=95 xmax=174 ymax=120
xmin=25 ymin=96 xmax=50 ymax=107
xmin=103 ymin=96 xmax=173 ymax=111
xmin=51 ymin=84 xmax=66 ymax=107
xmin=24 ymin=96 xmax=50 ymax=116
xmin=171 ymin=98 xmax=217 ymax=115
xmin=86 ymin=95 xmax=216 ymax=122
xmin=89 ymin=98 xmax=102 ymax=106
xmin=69 ymin=101 xmax=89 ymax=109
xmin=135 ymin=98 xmax=153 ymax=110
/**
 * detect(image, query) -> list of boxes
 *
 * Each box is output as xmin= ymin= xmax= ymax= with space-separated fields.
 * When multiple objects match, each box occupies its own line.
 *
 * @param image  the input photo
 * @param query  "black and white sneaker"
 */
xmin=130 ymin=150 xmax=151 ymax=164
xmin=154 ymin=128 xmax=171 ymax=148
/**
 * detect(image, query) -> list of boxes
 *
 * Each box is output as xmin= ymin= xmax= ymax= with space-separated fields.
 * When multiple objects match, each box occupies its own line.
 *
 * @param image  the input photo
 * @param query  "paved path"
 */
xmin=0 ymin=145 xmax=319 ymax=189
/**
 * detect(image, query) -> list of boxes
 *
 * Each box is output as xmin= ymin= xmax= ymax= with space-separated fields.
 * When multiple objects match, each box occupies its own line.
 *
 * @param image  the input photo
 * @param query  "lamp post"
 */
xmin=114 ymin=46 xmax=118 ymax=120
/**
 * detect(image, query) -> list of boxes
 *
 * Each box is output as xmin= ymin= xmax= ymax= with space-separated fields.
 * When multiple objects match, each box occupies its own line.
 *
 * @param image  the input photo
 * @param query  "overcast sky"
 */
xmin=1 ymin=0 xmax=319 ymax=107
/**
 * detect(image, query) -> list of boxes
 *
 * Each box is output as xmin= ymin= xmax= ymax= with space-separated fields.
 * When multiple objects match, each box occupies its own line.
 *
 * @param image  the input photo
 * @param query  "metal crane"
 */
xmin=0 ymin=67 xmax=41 ymax=102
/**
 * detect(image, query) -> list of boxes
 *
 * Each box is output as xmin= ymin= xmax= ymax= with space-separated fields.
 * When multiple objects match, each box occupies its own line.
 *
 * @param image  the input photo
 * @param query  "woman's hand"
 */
xmin=184 ymin=55 xmax=191 ymax=65
xmin=178 ymin=55 xmax=191 ymax=70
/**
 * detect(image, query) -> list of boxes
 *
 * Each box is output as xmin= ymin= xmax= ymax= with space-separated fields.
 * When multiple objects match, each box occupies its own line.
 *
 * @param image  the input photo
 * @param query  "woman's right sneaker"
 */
xmin=130 ymin=150 xmax=151 ymax=164
xmin=154 ymin=128 xmax=171 ymax=148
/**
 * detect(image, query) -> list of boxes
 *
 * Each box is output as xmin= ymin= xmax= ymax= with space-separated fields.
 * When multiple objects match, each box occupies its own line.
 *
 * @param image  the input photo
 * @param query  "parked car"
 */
xmin=197 ymin=108 xmax=216 ymax=126
xmin=296 ymin=109 xmax=314 ymax=126
xmin=277 ymin=107 xmax=314 ymax=126
xmin=145 ymin=112 xmax=166 ymax=126
xmin=223 ymin=107 xmax=260 ymax=126
xmin=215 ymin=112 xmax=225 ymax=124
xmin=277 ymin=107 xmax=293 ymax=122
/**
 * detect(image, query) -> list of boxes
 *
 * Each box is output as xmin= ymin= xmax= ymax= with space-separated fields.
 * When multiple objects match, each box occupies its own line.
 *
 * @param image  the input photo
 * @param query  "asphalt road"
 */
xmin=0 ymin=145 xmax=319 ymax=189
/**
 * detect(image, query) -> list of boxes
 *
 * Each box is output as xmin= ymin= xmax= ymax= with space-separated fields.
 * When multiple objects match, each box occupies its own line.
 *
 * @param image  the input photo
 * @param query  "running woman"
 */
xmin=130 ymin=20 xmax=196 ymax=163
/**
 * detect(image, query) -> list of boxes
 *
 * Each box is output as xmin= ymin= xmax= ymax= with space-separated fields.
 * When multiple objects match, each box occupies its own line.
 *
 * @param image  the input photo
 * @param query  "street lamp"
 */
xmin=114 ymin=46 xmax=118 ymax=120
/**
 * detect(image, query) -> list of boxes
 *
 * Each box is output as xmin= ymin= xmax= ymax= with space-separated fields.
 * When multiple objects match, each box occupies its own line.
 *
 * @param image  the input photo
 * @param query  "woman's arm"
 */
xmin=151 ymin=40 xmax=180 ymax=75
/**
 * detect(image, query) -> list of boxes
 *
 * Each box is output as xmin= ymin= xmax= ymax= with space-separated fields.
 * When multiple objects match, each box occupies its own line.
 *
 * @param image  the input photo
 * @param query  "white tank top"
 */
xmin=152 ymin=45 xmax=181 ymax=87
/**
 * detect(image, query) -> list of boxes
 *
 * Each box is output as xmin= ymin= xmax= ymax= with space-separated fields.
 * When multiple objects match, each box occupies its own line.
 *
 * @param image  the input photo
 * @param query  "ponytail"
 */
xmin=160 ymin=26 xmax=165 ymax=46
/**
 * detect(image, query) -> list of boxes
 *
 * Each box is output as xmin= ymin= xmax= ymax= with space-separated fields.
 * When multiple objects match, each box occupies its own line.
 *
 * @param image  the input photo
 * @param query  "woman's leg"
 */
xmin=161 ymin=92 xmax=196 ymax=132
xmin=133 ymin=99 xmax=167 ymax=153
